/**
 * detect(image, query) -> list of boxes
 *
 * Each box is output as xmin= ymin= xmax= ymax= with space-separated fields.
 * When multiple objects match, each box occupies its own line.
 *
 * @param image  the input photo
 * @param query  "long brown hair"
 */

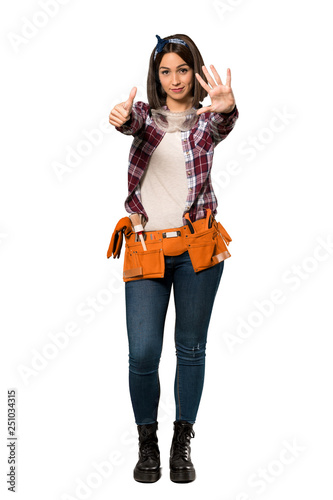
xmin=147 ymin=34 xmax=208 ymax=110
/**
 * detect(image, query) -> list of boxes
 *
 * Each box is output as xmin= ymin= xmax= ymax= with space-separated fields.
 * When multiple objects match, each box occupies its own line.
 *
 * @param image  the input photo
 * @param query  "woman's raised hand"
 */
xmin=195 ymin=66 xmax=236 ymax=115
xmin=109 ymin=87 xmax=137 ymax=127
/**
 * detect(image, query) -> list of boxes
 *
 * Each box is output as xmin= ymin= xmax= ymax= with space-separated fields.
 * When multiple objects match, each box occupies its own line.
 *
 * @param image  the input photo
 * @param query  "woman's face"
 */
xmin=158 ymin=52 xmax=194 ymax=109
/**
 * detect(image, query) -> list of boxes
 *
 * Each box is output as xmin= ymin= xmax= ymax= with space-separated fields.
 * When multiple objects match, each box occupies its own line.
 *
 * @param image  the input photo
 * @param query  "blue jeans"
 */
xmin=125 ymin=250 xmax=224 ymax=425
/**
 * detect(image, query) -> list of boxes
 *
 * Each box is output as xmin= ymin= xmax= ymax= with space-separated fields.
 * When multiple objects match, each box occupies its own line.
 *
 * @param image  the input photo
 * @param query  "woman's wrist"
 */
xmin=219 ymin=104 xmax=236 ymax=115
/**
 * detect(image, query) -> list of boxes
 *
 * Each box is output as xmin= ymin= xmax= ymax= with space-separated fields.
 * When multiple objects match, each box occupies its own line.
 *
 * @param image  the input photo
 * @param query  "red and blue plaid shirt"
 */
xmin=116 ymin=101 xmax=239 ymax=225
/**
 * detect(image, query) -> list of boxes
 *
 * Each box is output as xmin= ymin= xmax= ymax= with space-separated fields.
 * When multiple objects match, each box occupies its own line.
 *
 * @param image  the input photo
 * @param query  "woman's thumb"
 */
xmin=124 ymin=87 xmax=137 ymax=110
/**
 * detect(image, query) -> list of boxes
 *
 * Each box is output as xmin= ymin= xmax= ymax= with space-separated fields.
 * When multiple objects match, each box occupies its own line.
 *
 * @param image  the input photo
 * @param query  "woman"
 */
xmin=108 ymin=33 xmax=239 ymax=483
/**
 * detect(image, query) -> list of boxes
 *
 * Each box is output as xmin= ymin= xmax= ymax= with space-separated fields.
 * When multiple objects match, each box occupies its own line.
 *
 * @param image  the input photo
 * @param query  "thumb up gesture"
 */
xmin=109 ymin=87 xmax=137 ymax=127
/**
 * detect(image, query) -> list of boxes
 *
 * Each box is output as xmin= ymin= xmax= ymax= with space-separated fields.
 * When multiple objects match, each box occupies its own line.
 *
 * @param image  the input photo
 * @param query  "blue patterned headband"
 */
xmin=154 ymin=34 xmax=189 ymax=60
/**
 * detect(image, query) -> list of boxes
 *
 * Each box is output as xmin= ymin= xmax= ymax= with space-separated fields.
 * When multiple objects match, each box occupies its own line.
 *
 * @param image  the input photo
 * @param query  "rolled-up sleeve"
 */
xmin=209 ymin=105 xmax=239 ymax=146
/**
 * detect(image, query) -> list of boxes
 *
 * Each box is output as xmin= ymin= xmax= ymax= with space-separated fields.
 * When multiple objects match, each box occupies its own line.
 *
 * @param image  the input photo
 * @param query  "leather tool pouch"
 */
xmin=184 ymin=210 xmax=231 ymax=272
xmin=123 ymin=237 xmax=165 ymax=281
xmin=107 ymin=209 xmax=232 ymax=282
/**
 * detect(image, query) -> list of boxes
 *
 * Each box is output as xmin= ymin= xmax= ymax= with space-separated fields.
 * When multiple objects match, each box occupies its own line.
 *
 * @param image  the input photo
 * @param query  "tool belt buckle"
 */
xmin=162 ymin=231 xmax=181 ymax=239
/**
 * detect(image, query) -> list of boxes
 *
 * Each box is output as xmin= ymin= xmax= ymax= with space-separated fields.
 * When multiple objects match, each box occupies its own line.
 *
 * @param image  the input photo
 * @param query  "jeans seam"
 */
xmin=176 ymin=360 xmax=181 ymax=420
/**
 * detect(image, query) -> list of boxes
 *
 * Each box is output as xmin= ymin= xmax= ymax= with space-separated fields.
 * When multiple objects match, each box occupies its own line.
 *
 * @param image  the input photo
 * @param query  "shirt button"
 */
xmin=189 ymin=188 xmax=193 ymax=192
xmin=187 ymin=171 xmax=191 ymax=176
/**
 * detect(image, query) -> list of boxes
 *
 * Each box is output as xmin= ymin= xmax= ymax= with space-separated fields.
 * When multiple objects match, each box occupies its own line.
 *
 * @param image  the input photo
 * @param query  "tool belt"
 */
xmin=107 ymin=209 xmax=232 ymax=282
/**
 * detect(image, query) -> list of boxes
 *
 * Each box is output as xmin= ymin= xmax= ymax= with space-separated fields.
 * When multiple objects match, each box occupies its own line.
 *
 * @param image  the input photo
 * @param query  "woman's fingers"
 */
xmin=225 ymin=68 xmax=231 ymax=87
xmin=109 ymin=86 xmax=137 ymax=127
xmin=109 ymin=105 xmax=130 ymax=126
xmin=108 ymin=113 xmax=120 ymax=126
xmin=198 ymin=66 xmax=231 ymax=89
xmin=196 ymin=105 xmax=213 ymax=115
xmin=109 ymin=112 xmax=129 ymax=126
xmin=209 ymin=65 xmax=223 ymax=86
xmin=109 ymin=117 xmax=123 ymax=127
xmin=195 ymin=73 xmax=210 ymax=93
xmin=112 ymin=106 xmax=128 ymax=120
xmin=201 ymin=65 xmax=218 ymax=88
xmin=109 ymin=112 xmax=124 ymax=125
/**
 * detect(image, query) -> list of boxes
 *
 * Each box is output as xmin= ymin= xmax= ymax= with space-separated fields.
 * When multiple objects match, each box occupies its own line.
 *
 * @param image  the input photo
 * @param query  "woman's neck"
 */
xmin=165 ymin=96 xmax=194 ymax=113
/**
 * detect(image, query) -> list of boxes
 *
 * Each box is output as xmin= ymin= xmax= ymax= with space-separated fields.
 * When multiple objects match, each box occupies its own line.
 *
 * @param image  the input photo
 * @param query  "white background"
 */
xmin=1 ymin=0 xmax=332 ymax=499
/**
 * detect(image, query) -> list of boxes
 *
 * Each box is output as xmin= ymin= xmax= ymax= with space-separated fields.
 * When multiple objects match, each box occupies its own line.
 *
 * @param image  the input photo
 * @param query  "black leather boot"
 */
xmin=133 ymin=421 xmax=161 ymax=483
xmin=169 ymin=420 xmax=196 ymax=483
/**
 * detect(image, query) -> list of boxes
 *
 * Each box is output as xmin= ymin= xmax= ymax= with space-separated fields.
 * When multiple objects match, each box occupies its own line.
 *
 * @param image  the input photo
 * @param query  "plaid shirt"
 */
xmin=116 ymin=101 xmax=239 ymax=225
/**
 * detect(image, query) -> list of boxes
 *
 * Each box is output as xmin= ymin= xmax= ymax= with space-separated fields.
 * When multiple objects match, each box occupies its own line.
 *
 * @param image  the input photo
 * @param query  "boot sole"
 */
xmin=134 ymin=468 xmax=161 ymax=483
xmin=170 ymin=469 xmax=196 ymax=483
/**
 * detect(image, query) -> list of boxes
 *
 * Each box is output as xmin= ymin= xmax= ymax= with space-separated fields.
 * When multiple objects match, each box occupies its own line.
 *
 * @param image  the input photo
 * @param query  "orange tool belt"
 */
xmin=106 ymin=209 xmax=232 ymax=282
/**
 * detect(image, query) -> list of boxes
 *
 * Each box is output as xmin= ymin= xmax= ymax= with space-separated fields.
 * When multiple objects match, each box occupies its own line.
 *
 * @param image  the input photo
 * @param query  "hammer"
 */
xmin=129 ymin=213 xmax=147 ymax=251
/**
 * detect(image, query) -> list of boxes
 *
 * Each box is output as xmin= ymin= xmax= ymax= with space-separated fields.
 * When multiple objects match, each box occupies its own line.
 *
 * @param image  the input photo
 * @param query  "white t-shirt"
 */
xmin=140 ymin=107 xmax=196 ymax=231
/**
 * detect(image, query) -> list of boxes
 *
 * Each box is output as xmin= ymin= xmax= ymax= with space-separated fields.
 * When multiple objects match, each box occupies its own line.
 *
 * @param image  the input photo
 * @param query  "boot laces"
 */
xmin=173 ymin=426 xmax=195 ymax=460
xmin=139 ymin=427 xmax=158 ymax=459
xmin=140 ymin=440 xmax=158 ymax=459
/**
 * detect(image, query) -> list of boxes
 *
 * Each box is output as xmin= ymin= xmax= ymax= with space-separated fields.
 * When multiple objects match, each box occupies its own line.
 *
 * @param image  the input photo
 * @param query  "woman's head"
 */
xmin=147 ymin=34 xmax=208 ymax=110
